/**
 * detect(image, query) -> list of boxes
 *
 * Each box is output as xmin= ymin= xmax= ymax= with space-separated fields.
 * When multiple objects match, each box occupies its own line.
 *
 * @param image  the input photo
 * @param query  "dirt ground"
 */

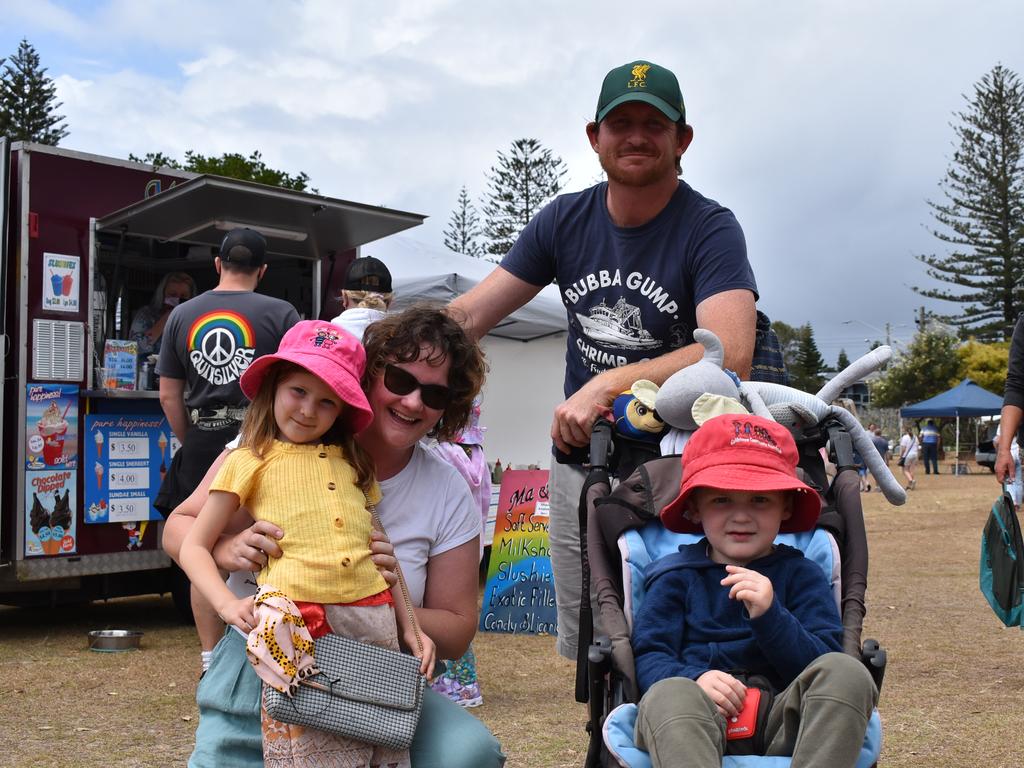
xmin=2 ymin=469 xmax=1022 ymax=767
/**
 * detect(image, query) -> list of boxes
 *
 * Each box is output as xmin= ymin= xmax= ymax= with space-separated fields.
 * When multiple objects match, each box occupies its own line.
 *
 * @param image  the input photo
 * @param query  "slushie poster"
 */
xmin=41 ymin=253 xmax=80 ymax=313
xmin=84 ymin=414 xmax=174 ymax=523
xmin=479 ymin=469 xmax=557 ymax=635
xmin=25 ymin=384 xmax=78 ymax=470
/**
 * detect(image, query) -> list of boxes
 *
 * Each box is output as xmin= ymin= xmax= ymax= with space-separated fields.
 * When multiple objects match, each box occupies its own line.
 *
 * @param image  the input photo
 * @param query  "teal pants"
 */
xmin=189 ymin=628 xmax=505 ymax=768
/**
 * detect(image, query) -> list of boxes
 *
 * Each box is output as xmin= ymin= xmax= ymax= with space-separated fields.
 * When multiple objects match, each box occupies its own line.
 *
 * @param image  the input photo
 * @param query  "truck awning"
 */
xmin=95 ymin=174 xmax=425 ymax=259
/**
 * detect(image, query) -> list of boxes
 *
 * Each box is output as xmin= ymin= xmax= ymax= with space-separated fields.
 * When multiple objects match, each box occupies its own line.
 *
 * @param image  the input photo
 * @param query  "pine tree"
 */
xmin=914 ymin=64 xmax=1024 ymax=340
xmin=481 ymin=138 xmax=566 ymax=260
xmin=443 ymin=186 xmax=483 ymax=258
xmin=836 ymin=349 xmax=851 ymax=371
xmin=790 ymin=323 xmax=827 ymax=392
xmin=0 ymin=39 xmax=68 ymax=145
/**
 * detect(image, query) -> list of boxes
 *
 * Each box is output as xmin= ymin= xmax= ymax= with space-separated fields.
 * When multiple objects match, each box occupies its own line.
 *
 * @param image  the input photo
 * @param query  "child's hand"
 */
xmin=218 ymin=595 xmax=257 ymax=634
xmin=402 ymin=625 xmax=436 ymax=678
xmin=721 ymin=565 xmax=774 ymax=619
xmin=369 ymin=530 xmax=398 ymax=587
xmin=696 ymin=670 xmax=747 ymax=718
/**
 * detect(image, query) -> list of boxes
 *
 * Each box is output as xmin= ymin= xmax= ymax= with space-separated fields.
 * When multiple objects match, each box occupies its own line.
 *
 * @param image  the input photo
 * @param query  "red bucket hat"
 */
xmin=240 ymin=320 xmax=373 ymax=434
xmin=660 ymin=414 xmax=821 ymax=534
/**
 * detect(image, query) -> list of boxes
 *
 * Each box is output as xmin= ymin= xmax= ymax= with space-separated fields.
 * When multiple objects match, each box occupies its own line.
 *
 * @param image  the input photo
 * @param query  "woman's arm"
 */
xmin=417 ymin=538 xmax=481 ymax=660
xmin=163 ymin=449 xmax=283 ymax=571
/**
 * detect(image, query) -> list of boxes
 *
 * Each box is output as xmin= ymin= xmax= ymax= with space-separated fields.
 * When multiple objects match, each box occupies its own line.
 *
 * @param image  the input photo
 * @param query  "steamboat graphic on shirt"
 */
xmin=575 ymin=298 xmax=662 ymax=350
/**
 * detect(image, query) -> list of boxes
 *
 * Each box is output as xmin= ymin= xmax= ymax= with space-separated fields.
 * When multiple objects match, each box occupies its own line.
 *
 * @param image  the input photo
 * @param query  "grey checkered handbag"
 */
xmin=263 ymin=632 xmax=425 ymax=749
xmin=263 ymin=502 xmax=427 ymax=750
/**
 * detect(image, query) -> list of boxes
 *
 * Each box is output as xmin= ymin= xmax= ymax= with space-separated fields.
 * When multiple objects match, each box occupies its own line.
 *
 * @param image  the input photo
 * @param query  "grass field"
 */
xmin=2 ymin=470 xmax=1022 ymax=767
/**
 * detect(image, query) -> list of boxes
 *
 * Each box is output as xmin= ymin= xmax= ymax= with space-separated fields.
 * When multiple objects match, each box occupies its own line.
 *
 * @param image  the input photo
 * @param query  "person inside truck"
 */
xmin=128 ymin=271 xmax=197 ymax=358
xmin=162 ymin=306 xmax=505 ymax=768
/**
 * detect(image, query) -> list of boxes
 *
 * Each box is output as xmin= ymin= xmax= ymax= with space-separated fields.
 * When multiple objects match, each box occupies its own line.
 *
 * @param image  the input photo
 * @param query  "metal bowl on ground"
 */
xmin=88 ymin=629 xmax=143 ymax=652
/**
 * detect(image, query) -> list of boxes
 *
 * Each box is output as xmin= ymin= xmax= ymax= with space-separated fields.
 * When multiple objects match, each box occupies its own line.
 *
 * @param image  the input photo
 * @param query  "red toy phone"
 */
xmin=726 ymin=687 xmax=762 ymax=740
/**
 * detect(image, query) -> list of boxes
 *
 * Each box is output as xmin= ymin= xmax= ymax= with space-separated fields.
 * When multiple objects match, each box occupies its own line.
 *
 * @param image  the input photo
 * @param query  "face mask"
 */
xmin=164 ymin=296 xmax=181 ymax=307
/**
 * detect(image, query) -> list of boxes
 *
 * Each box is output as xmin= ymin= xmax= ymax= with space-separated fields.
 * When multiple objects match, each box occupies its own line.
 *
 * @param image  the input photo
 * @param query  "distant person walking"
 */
xmin=898 ymin=426 xmax=919 ymax=491
xmin=920 ymin=419 xmax=941 ymax=474
xmin=871 ymin=428 xmax=890 ymax=465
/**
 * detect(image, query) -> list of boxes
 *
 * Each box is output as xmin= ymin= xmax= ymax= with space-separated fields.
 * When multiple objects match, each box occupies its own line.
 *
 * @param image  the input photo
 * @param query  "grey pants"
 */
xmin=635 ymin=653 xmax=878 ymax=768
xmin=547 ymin=458 xmax=589 ymax=660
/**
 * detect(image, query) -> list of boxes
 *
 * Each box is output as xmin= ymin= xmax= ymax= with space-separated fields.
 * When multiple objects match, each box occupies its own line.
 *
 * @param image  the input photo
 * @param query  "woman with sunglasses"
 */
xmin=163 ymin=306 xmax=505 ymax=768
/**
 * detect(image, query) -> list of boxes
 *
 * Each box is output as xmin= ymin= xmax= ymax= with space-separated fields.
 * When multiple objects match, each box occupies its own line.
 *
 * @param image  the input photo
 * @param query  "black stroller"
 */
xmin=574 ymin=416 xmax=887 ymax=768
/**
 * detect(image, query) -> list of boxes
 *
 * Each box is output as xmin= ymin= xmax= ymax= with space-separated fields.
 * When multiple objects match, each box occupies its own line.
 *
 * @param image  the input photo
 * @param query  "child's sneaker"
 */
xmin=454 ymin=680 xmax=483 ymax=708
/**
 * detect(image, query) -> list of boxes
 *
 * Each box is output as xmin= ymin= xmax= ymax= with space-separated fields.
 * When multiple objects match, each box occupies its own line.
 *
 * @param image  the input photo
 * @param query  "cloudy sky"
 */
xmin=2 ymin=0 xmax=1022 ymax=364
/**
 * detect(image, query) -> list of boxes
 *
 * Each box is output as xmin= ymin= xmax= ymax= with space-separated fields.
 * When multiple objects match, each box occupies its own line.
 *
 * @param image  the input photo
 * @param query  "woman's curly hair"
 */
xmin=361 ymin=304 xmax=487 ymax=443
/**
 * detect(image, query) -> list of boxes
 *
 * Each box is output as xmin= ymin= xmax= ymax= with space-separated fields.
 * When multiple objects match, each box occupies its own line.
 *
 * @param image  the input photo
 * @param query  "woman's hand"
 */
xmin=218 ymin=595 xmax=256 ymax=634
xmin=369 ymin=529 xmax=398 ymax=587
xmin=403 ymin=626 xmax=436 ymax=679
xmin=696 ymin=669 xmax=746 ymax=718
xmin=213 ymin=519 xmax=284 ymax=572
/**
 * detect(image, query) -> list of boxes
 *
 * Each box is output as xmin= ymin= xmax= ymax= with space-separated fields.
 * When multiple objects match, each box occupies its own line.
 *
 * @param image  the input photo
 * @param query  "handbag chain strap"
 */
xmin=367 ymin=500 xmax=424 ymax=657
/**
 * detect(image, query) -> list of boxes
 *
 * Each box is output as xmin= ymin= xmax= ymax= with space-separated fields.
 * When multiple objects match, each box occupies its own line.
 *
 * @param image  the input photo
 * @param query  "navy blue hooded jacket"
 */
xmin=633 ymin=542 xmax=843 ymax=695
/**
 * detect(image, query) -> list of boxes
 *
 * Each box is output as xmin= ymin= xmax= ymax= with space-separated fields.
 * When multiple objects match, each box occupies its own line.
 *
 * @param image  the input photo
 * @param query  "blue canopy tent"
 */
xmin=899 ymin=379 xmax=1003 ymax=468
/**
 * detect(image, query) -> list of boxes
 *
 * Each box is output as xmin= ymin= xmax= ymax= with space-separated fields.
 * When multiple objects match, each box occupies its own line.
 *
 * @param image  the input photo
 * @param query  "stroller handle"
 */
xmin=589 ymin=418 xmax=614 ymax=470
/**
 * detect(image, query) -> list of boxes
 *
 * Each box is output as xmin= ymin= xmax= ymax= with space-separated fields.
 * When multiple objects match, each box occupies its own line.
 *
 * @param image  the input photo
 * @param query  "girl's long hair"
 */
xmin=238 ymin=360 xmax=376 ymax=493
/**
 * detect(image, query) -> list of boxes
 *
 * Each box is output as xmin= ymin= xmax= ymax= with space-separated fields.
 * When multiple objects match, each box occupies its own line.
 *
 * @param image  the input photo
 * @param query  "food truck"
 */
xmin=0 ymin=139 xmax=424 ymax=611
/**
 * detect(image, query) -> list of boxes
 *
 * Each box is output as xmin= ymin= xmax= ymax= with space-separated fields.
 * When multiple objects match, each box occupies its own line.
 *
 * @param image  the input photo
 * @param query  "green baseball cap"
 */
xmin=595 ymin=60 xmax=686 ymax=123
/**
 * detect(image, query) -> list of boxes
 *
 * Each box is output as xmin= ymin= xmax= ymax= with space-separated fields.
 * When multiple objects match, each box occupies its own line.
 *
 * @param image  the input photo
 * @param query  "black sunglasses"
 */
xmin=383 ymin=364 xmax=451 ymax=410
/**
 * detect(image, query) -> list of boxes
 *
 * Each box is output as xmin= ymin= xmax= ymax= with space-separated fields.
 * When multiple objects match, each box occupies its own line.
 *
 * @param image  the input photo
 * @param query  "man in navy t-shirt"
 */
xmin=452 ymin=60 xmax=759 ymax=660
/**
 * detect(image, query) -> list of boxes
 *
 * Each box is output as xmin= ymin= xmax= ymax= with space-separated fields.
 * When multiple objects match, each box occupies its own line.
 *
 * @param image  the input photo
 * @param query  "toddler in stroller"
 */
xmin=631 ymin=413 xmax=877 ymax=766
xmin=576 ymin=371 xmax=893 ymax=766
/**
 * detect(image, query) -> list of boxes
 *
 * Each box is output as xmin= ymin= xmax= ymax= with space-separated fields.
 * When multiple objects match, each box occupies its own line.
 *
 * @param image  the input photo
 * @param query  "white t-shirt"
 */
xmin=899 ymin=433 xmax=918 ymax=459
xmin=224 ymin=440 xmax=480 ymax=611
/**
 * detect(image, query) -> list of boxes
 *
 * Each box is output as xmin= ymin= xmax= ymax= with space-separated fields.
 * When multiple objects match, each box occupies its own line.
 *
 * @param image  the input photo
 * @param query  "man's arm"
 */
xmin=550 ymin=289 xmax=756 ymax=453
xmin=449 ymin=266 xmax=544 ymax=342
xmin=159 ymin=376 xmax=190 ymax=443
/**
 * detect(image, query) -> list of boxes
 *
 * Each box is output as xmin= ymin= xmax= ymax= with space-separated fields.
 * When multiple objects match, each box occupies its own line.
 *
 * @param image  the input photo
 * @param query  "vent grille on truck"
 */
xmin=32 ymin=319 xmax=84 ymax=381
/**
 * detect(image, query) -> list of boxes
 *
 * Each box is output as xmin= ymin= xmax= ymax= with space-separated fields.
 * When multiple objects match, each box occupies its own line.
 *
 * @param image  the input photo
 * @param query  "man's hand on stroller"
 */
xmin=550 ymin=377 xmax=614 ymax=454
xmin=697 ymin=669 xmax=747 ymax=718
xmin=722 ymin=565 xmax=774 ymax=619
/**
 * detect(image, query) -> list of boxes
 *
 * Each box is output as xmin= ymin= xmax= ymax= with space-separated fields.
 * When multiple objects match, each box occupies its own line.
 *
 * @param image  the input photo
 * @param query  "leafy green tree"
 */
xmin=957 ymin=339 xmax=1010 ymax=394
xmin=481 ymin=138 xmax=566 ymax=260
xmin=443 ymin=185 xmax=483 ymax=258
xmin=128 ymin=149 xmax=312 ymax=191
xmin=790 ymin=323 xmax=827 ymax=392
xmin=870 ymin=330 xmax=961 ymax=407
xmin=914 ymin=64 xmax=1024 ymax=340
xmin=836 ymin=349 xmax=851 ymax=372
xmin=0 ymin=39 xmax=68 ymax=145
xmin=771 ymin=320 xmax=802 ymax=372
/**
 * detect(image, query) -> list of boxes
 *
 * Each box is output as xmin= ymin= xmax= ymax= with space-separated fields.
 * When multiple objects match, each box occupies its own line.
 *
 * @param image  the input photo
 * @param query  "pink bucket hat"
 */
xmin=240 ymin=320 xmax=374 ymax=433
xmin=660 ymin=414 xmax=822 ymax=534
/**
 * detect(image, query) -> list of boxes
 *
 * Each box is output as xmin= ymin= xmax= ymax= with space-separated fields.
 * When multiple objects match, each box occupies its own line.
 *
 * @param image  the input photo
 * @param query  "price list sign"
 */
xmin=83 ymin=414 xmax=174 ymax=523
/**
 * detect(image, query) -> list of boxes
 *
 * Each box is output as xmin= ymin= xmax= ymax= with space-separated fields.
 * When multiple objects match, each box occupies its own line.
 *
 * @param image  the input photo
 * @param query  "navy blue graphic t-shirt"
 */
xmin=501 ymin=181 xmax=757 ymax=399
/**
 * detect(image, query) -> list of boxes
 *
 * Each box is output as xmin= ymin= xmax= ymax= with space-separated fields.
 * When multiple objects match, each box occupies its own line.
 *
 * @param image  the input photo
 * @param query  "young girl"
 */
xmin=180 ymin=319 xmax=435 ymax=768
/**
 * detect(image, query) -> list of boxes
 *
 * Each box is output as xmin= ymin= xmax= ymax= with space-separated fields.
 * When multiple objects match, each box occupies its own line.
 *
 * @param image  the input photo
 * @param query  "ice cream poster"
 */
xmin=26 ymin=384 xmax=78 ymax=470
xmin=25 ymin=468 xmax=77 ymax=556
xmin=83 ymin=414 xmax=172 ymax=523
xmin=479 ymin=469 xmax=557 ymax=635
xmin=41 ymin=253 xmax=80 ymax=313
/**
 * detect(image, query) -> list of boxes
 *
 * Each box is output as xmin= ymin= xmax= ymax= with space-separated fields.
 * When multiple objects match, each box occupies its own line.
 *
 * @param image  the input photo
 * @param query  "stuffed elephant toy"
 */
xmin=656 ymin=329 xmax=906 ymax=506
